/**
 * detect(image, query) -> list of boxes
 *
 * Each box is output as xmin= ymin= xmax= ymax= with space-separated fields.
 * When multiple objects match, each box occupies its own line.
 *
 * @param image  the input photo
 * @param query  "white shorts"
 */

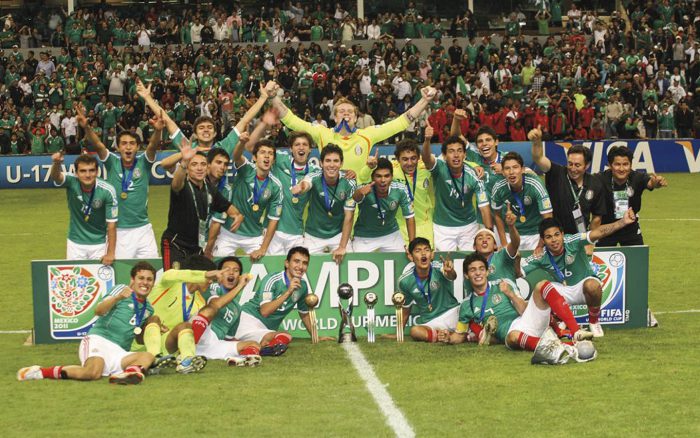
xmin=195 ymin=326 xmax=241 ymax=360
xmin=116 ymin=223 xmax=159 ymax=259
xmin=518 ymin=234 xmax=541 ymax=251
xmin=352 ymin=230 xmax=405 ymax=252
xmin=305 ymin=232 xmax=342 ymax=254
xmin=433 ymin=222 xmax=479 ymax=251
xmin=267 ymin=230 xmax=304 ymax=256
xmin=78 ymin=334 xmax=130 ymax=376
xmin=213 ymin=227 xmax=263 ymax=257
xmin=67 ymin=239 xmax=106 ymax=261
xmin=549 ymin=277 xmax=600 ymax=306
xmin=234 ymin=312 xmax=274 ymax=343
xmin=508 ymin=300 xmax=551 ymax=338
xmin=422 ymin=305 xmax=460 ymax=331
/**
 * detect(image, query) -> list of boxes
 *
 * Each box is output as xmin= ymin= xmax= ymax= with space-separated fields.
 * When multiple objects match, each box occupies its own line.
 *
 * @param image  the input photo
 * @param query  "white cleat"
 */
xmin=531 ymin=328 xmax=570 ymax=365
xmin=17 ymin=365 xmax=43 ymax=381
xmin=479 ymin=316 xmax=499 ymax=347
xmin=588 ymin=322 xmax=605 ymax=338
xmin=573 ymin=329 xmax=594 ymax=342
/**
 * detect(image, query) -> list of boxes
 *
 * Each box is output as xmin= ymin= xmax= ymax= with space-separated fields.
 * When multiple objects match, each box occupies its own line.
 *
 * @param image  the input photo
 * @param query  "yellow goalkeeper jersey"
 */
xmin=150 ymin=270 xmax=208 ymax=329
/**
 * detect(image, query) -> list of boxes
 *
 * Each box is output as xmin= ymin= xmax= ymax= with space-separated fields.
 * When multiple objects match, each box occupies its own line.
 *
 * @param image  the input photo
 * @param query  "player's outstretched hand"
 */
xmin=622 ymin=207 xmax=637 ymax=225
xmin=135 ymin=79 xmax=151 ymax=99
xmin=75 ymin=104 xmax=88 ymax=128
xmin=290 ymin=183 xmax=304 ymax=195
xmin=229 ymin=211 xmax=244 ymax=233
xmin=343 ymin=169 xmax=357 ymax=180
xmin=101 ymin=252 xmax=115 ymax=266
xmin=149 ymin=110 xmax=166 ymax=130
xmin=118 ymin=287 xmax=133 ymax=300
xmin=249 ymin=248 xmax=266 ymax=262
xmin=366 ymin=148 xmax=379 ymax=169
xmin=52 ymin=151 xmax=65 ymax=163
xmin=420 ymin=86 xmax=438 ymax=101
xmin=440 ymin=252 xmax=454 ymax=276
xmin=473 ymin=165 xmax=485 ymax=180
xmin=357 ymin=181 xmax=376 ymax=197
xmin=498 ymin=281 xmax=512 ymax=295
xmin=528 ymin=125 xmax=543 ymax=142
xmin=650 ymin=174 xmax=668 ymax=188
xmin=332 ymin=246 xmax=347 ymax=265
xmin=238 ymin=130 xmax=250 ymax=146
xmin=505 ymin=201 xmax=517 ymax=227
xmin=424 ymin=124 xmax=434 ymax=141
xmin=454 ymin=109 xmax=467 ymax=120
xmin=180 ymin=142 xmax=195 ymax=165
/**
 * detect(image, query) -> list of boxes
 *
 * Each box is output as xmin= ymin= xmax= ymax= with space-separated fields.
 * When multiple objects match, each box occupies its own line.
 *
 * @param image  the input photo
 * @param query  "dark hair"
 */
xmin=287 ymin=246 xmax=310 ymax=261
xmin=463 ymin=253 xmax=488 ymax=273
xmin=74 ymin=154 xmax=98 ymax=169
xmin=217 ymin=256 xmax=243 ymax=272
xmin=501 ymin=151 xmax=524 ymax=167
xmin=372 ymin=157 xmax=393 ymax=177
xmin=288 ymin=131 xmax=315 ymax=148
xmin=207 ymin=147 xmax=230 ymax=164
xmin=475 ymin=126 xmax=498 ymax=142
xmin=116 ymin=131 xmax=139 ymax=145
xmin=192 ymin=151 xmax=208 ymax=160
xmin=567 ymin=144 xmax=592 ymax=164
xmin=130 ymin=261 xmax=156 ymax=278
xmin=408 ymin=237 xmax=431 ymax=253
xmin=394 ymin=138 xmax=420 ymax=159
xmin=182 ymin=254 xmax=217 ymax=271
xmin=607 ymin=145 xmax=633 ymax=165
xmin=253 ymin=139 xmax=276 ymax=156
xmin=441 ymin=135 xmax=466 ymax=155
xmin=538 ymin=217 xmax=564 ymax=238
xmin=193 ymin=116 xmax=216 ymax=130
xmin=321 ymin=143 xmax=344 ymax=162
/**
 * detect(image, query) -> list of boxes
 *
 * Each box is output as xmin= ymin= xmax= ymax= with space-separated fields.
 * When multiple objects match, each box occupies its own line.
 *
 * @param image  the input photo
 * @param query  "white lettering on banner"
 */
xmin=631 ymin=142 xmax=655 ymax=173
xmin=347 ymin=260 xmax=380 ymax=306
xmin=678 ymin=141 xmax=700 ymax=172
xmin=281 ymin=315 xmax=420 ymax=332
xmin=239 ymin=264 xmax=270 ymax=303
xmin=312 ymin=261 xmax=339 ymax=305
xmin=382 ymin=259 xmax=395 ymax=304
xmin=151 ymin=160 xmax=175 ymax=180
xmin=6 ymin=165 xmax=20 ymax=183
xmin=589 ymin=141 xmax=605 ymax=173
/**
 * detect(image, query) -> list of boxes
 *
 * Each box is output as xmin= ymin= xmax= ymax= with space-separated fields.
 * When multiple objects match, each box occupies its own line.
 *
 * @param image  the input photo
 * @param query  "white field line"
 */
xmin=639 ymin=218 xmax=700 ymax=221
xmin=342 ymin=343 xmax=415 ymax=438
xmin=0 ymin=330 xmax=31 ymax=334
xmin=653 ymin=309 xmax=700 ymax=315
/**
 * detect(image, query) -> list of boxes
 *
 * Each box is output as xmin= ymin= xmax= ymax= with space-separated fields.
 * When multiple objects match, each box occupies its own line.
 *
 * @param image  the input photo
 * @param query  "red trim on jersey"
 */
xmin=163 ymin=238 xmax=171 ymax=270
xmin=151 ymin=287 xmax=172 ymax=305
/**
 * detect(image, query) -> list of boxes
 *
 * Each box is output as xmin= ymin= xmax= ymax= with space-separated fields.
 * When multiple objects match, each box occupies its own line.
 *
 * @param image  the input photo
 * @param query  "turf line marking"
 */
xmin=639 ymin=219 xmax=700 ymax=221
xmin=654 ymin=309 xmax=700 ymax=315
xmin=0 ymin=330 xmax=31 ymax=334
xmin=342 ymin=343 xmax=415 ymax=438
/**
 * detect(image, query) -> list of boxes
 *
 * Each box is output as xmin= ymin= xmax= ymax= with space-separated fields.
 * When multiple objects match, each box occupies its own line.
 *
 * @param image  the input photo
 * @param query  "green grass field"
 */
xmin=1 ymin=174 xmax=699 ymax=437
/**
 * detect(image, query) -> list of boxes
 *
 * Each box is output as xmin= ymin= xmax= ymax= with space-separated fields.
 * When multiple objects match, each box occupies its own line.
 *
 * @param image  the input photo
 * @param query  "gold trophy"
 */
xmin=364 ymin=292 xmax=378 ymax=343
xmin=304 ymin=294 xmax=320 ymax=344
xmin=392 ymin=292 xmax=406 ymax=343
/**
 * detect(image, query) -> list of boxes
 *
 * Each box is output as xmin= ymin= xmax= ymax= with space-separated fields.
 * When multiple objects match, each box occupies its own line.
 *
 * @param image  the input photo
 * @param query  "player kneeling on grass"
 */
xmin=523 ymin=208 xmax=637 ymax=338
xmin=438 ymin=254 xmax=594 ymax=364
xmin=18 ymin=262 xmax=160 ymax=385
xmin=234 ymin=247 xmax=320 ymax=356
xmin=196 ymin=256 xmax=263 ymax=367
xmin=398 ymin=237 xmax=459 ymax=342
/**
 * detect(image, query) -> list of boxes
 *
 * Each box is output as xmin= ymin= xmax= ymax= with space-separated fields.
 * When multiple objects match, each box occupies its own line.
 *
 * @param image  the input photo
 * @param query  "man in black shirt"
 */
xmin=530 ymin=127 xmax=606 ymax=239
xmin=595 ymin=146 xmax=667 ymax=246
xmin=162 ymin=149 xmax=244 ymax=270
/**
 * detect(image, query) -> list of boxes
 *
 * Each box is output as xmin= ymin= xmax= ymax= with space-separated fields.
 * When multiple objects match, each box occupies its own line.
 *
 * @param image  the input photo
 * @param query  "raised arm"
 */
xmin=450 ymin=109 xmax=467 ymax=137
xmin=232 ymin=130 xmax=250 ymax=167
xmin=171 ymin=143 xmax=195 ymax=193
xmin=589 ymin=208 xmax=637 ymax=242
xmin=529 ymin=125 xmax=551 ymax=172
xmin=403 ymin=86 xmax=438 ymax=123
xmin=208 ymin=274 xmax=251 ymax=312
xmin=234 ymin=85 xmax=269 ymax=133
xmin=504 ymin=202 xmax=521 ymax=258
xmin=50 ymin=151 xmax=65 ymax=185
xmin=145 ymin=110 xmax=165 ymax=162
xmin=421 ymin=125 xmax=436 ymax=168
xmin=76 ymin=104 xmax=108 ymax=161
xmin=136 ymin=79 xmax=180 ymax=136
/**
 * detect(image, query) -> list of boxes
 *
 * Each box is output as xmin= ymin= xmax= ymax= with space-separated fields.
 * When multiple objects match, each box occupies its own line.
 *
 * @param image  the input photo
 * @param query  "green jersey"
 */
xmin=490 ymin=174 xmax=553 ymax=236
xmin=212 ymin=159 xmax=283 ymax=237
xmin=270 ymin=151 xmax=319 ymax=236
xmin=241 ymin=271 xmax=310 ymax=330
xmin=465 ymin=147 xmax=508 ymax=195
xmin=30 ymin=133 xmax=45 ymax=155
xmin=302 ymin=171 xmax=356 ymax=239
xmin=150 ymin=270 xmax=208 ymax=330
xmin=430 ymin=159 xmax=489 ymax=227
xmin=88 ymin=284 xmax=154 ymax=350
xmin=101 ymin=152 xmax=154 ymax=229
xmin=46 ymin=135 xmax=65 ymax=153
xmin=523 ymin=232 xmax=595 ymax=285
xmin=354 ymin=181 xmax=414 ymax=238
xmin=464 ymin=250 xmax=518 ymax=297
xmin=398 ymin=261 xmax=459 ymax=324
xmin=57 ymin=173 xmax=118 ymax=245
xmin=202 ymin=283 xmax=242 ymax=340
xmin=458 ymin=279 xmax=519 ymax=341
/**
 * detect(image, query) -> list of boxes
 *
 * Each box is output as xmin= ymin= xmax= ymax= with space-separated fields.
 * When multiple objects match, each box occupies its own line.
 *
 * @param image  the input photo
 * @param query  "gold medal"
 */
xmin=327 ymin=211 xmax=333 ymax=217
xmin=428 ymin=304 xmax=433 ymax=312
xmin=134 ymin=327 xmax=142 ymax=335
xmin=120 ymin=192 xmax=128 ymax=200
xmin=292 ymin=197 xmax=299 ymax=204
xmin=84 ymin=215 xmax=90 ymax=222
xmin=252 ymin=204 xmax=260 ymax=212
xmin=519 ymin=215 xmax=526 ymax=223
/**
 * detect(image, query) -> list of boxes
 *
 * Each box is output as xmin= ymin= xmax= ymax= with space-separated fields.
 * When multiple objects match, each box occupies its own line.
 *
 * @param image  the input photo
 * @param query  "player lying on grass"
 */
xmin=234 ymin=246 xmax=326 ymax=355
xmin=195 ymin=256 xmax=263 ymax=367
xmin=438 ymin=254 xmax=593 ymax=364
xmin=149 ymin=255 xmax=232 ymax=373
xmin=397 ymin=237 xmax=459 ymax=343
xmin=523 ymin=207 xmax=638 ymax=338
xmin=18 ymin=262 xmax=161 ymax=385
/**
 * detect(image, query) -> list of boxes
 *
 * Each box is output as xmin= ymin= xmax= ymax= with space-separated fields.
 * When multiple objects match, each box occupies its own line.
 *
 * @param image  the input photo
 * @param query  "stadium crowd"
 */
xmin=14 ymin=1 xmax=672 ymax=384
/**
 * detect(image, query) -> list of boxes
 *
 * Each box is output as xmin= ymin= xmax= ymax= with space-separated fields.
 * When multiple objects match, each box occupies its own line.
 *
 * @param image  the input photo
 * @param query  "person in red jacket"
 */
xmin=589 ymin=119 xmax=605 ymax=140
xmin=550 ymin=106 xmax=568 ymax=139
xmin=492 ymin=105 xmax=509 ymax=138
xmin=578 ymin=99 xmax=594 ymax=129
xmin=534 ymin=106 xmax=550 ymax=136
xmin=573 ymin=122 xmax=588 ymax=140
xmin=509 ymin=119 xmax=527 ymax=141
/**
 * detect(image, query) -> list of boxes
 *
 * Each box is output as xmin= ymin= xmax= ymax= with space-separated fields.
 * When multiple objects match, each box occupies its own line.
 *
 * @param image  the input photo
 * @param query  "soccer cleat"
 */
xmin=176 ymin=355 xmax=208 ymax=374
xmin=478 ymin=316 xmax=498 ymax=346
xmin=109 ymin=370 xmax=144 ymax=385
xmin=226 ymin=355 xmax=262 ymax=367
xmin=17 ymin=365 xmax=43 ymax=381
xmin=589 ymin=322 xmax=605 ymax=338
xmin=531 ymin=328 xmax=570 ymax=365
xmin=260 ymin=342 xmax=288 ymax=357
xmin=573 ymin=329 xmax=594 ymax=342
xmin=148 ymin=354 xmax=177 ymax=375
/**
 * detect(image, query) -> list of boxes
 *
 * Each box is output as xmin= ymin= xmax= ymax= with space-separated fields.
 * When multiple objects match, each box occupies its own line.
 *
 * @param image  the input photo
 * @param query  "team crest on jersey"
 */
xmin=430 ymin=280 xmax=439 ymax=290
xmin=523 ymin=195 xmax=532 ymax=206
xmin=389 ymin=200 xmax=398 ymax=210
xmin=423 ymin=178 xmax=429 ymax=188
xmin=355 ymin=144 xmax=363 ymax=156
xmin=492 ymin=294 xmax=502 ymax=305
xmin=488 ymin=265 xmax=496 ymax=274
xmin=338 ymin=191 xmax=346 ymax=200
xmin=566 ymin=253 xmax=576 ymax=265
xmin=585 ymin=189 xmax=594 ymax=200
xmin=262 ymin=292 xmax=272 ymax=301
xmin=626 ymin=187 xmax=634 ymax=197
xmin=92 ymin=199 xmax=103 ymax=208
xmin=133 ymin=168 xmax=142 ymax=179
xmin=263 ymin=189 xmax=271 ymax=199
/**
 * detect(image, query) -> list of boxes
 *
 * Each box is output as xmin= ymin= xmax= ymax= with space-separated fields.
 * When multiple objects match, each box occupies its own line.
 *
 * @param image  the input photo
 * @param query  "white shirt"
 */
xmin=61 ymin=117 xmax=78 ymax=137
xmin=367 ymin=24 xmax=381 ymax=40
xmin=190 ymin=23 xmax=204 ymax=43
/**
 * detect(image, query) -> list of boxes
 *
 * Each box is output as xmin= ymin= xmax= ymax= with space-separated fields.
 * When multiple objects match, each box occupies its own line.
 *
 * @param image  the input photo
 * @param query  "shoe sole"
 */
xmin=177 ymin=356 xmax=208 ymax=374
xmin=17 ymin=366 xmax=41 ymax=381
xmin=261 ymin=343 xmax=288 ymax=356
xmin=479 ymin=317 xmax=498 ymax=347
xmin=149 ymin=355 xmax=178 ymax=375
xmin=574 ymin=331 xmax=595 ymax=342
xmin=109 ymin=373 xmax=144 ymax=385
xmin=244 ymin=355 xmax=262 ymax=367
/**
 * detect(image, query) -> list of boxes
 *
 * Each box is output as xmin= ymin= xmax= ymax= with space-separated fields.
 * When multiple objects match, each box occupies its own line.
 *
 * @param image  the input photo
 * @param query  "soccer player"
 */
xmin=530 ymin=126 xmax=606 ymax=236
xmin=18 ymin=262 xmax=160 ymax=384
xmin=162 ymin=147 xmax=244 ymax=270
xmin=76 ymin=104 xmax=161 ymax=259
xmin=360 ymin=139 xmax=434 ymax=244
xmin=291 ymin=144 xmax=356 ymax=263
xmin=235 ymin=247 xmax=318 ymax=356
xmin=267 ymin=81 xmax=439 ymax=175
xmin=594 ymin=145 xmax=667 ymax=246
xmin=195 ymin=256 xmax=262 ymax=367
xmin=490 ymin=152 xmax=553 ymax=250
xmin=207 ymin=138 xmax=283 ymax=261
xmin=352 ymin=158 xmax=416 ymax=252
xmin=421 ymin=126 xmax=492 ymax=251
xmin=522 ymin=208 xmax=638 ymax=337
xmin=149 ymin=255 xmax=231 ymax=373
xmin=49 ymin=152 xmax=118 ymax=264
xmin=397 ymin=238 xmax=459 ymax=343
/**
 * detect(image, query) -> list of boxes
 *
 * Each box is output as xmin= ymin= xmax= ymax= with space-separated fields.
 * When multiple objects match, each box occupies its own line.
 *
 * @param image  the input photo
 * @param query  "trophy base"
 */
xmin=338 ymin=332 xmax=357 ymax=343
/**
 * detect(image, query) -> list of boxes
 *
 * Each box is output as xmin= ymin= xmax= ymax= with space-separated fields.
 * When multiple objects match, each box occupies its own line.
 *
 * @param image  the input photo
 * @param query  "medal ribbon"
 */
xmin=372 ymin=185 xmax=385 ymax=225
xmin=181 ymin=283 xmax=196 ymax=322
xmin=403 ymin=169 xmax=418 ymax=202
xmin=567 ymin=176 xmax=584 ymax=207
xmin=253 ymin=176 xmax=270 ymax=207
xmin=82 ymin=185 xmax=97 ymax=220
xmin=131 ymin=292 xmax=147 ymax=329
xmin=121 ymin=156 xmax=138 ymax=195
xmin=291 ymin=162 xmax=308 ymax=203
xmin=545 ymin=249 xmax=567 ymax=283
xmin=333 ymin=118 xmax=357 ymax=134
xmin=413 ymin=266 xmax=433 ymax=310
xmin=187 ymin=181 xmax=208 ymax=221
xmin=510 ymin=182 xmax=526 ymax=217
xmin=321 ymin=174 xmax=338 ymax=215
xmin=469 ymin=283 xmax=492 ymax=322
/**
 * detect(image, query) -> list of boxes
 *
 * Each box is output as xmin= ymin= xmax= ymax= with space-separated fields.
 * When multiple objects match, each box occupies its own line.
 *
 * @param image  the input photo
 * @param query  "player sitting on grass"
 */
xmin=234 ymin=247 xmax=319 ymax=356
xmin=523 ymin=208 xmax=638 ymax=338
xmin=149 ymin=255 xmax=231 ymax=373
xmin=439 ymin=254 xmax=593 ymax=364
xmin=397 ymin=237 xmax=459 ymax=343
xmin=18 ymin=262 xmax=161 ymax=385
xmin=196 ymin=256 xmax=263 ymax=367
